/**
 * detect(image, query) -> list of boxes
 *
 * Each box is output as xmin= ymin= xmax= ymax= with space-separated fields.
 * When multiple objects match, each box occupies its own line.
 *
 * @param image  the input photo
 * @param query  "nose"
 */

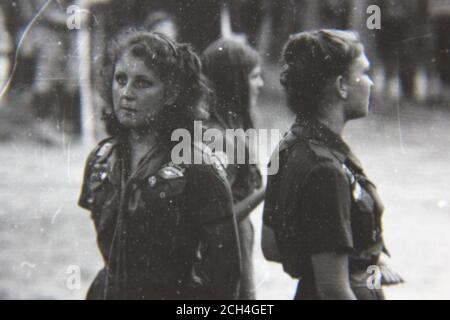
xmin=259 ymin=76 xmax=264 ymax=88
xmin=257 ymin=76 xmax=264 ymax=88
xmin=122 ymin=83 xmax=136 ymax=101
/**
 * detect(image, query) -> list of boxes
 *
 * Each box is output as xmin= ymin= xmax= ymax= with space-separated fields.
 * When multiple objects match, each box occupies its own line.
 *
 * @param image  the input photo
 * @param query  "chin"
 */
xmin=347 ymin=109 xmax=369 ymax=120
xmin=117 ymin=119 xmax=141 ymax=130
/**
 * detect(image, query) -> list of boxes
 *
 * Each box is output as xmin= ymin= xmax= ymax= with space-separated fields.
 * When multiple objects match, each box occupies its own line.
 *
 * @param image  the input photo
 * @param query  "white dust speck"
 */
xmin=437 ymin=201 xmax=448 ymax=209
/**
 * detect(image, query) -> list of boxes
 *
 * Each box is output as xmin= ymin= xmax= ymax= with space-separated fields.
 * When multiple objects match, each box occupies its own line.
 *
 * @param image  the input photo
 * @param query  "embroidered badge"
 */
xmin=91 ymin=164 xmax=108 ymax=182
xmin=342 ymin=164 xmax=364 ymax=201
xmin=342 ymin=164 xmax=356 ymax=184
xmin=158 ymin=164 xmax=185 ymax=180
xmin=353 ymin=181 xmax=363 ymax=201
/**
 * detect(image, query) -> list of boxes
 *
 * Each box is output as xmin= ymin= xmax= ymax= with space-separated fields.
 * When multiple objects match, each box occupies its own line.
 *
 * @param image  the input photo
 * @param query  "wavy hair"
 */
xmin=98 ymin=30 xmax=210 ymax=147
xmin=280 ymin=29 xmax=364 ymax=116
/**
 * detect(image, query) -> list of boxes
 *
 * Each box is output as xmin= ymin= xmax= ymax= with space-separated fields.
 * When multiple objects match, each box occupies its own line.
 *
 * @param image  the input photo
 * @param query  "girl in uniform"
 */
xmin=79 ymin=31 xmax=240 ymax=300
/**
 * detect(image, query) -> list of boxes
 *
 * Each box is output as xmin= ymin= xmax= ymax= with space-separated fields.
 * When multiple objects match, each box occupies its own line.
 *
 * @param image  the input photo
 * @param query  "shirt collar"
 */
xmin=286 ymin=116 xmax=364 ymax=172
xmin=104 ymin=138 xmax=169 ymax=185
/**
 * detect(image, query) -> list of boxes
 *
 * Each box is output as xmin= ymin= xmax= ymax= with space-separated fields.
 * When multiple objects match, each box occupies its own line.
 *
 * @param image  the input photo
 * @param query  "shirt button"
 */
xmin=148 ymin=176 xmax=157 ymax=187
xmin=159 ymin=192 xmax=166 ymax=199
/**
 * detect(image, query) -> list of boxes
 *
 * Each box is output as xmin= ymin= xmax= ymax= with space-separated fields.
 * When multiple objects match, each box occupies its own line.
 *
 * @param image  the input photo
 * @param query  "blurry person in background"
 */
xmin=79 ymin=31 xmax=240 ymax=300
xmin=202 ymin=38 xmax=265 ymax=300
xmin=227 ymin=0 xmax=269 ymax=48
xmin=263 ymin=30 xmax=402 ymax=300
xmin=318 ymin=0 xmax=352 ymax=29
xmin=429 ymin=0 xmax=450 ymax=100
xmin=177 ymin=0 xmax=223 ymax=52
xmin=374 ymin=0 xmax=429 ymax=101
xmin=19 ymin=0 xmax=81 ymax=138
xmin=142 ymin=10 xmax=179 ymax=41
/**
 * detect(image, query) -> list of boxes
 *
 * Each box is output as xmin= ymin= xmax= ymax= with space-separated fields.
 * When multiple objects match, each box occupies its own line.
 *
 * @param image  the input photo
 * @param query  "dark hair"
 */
xmin=99 ymin=30 xmax=209 ymax=147
xmin=280 ymin=29 xmax=364 ymax=116
xmin=201 ymin=38 xmax=261 ymax=130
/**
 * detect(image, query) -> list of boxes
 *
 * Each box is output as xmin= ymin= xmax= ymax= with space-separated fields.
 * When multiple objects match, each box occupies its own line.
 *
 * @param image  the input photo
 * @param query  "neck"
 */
xmin=128 ymin=127 xmax=159 ymax=152
xmin=314 ymin=101 xmax=346 ymax=136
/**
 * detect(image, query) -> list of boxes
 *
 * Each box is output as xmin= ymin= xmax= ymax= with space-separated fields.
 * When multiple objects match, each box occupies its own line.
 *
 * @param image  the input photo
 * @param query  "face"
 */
xmin=344 ymin=53 xmax=374 ymax=120
xmin=248 ymin=65 xmax=264 ymax=108
xmin=152 ymin=21 xmax=178 ymax=41
xmin=112 ymin=51 xmax=166 ymax=131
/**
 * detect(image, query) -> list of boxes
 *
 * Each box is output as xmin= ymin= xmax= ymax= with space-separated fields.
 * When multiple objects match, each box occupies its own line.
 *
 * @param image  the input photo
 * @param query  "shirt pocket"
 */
xmin=140 ymin=176 xmax=187 ymax=255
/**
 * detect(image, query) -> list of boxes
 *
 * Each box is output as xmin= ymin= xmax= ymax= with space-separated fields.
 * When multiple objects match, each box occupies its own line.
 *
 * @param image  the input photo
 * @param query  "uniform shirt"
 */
xmin=79 ymin=137 xmax=240 ymax=300
xmin=263 ymin=117 xmax=388 ymax=296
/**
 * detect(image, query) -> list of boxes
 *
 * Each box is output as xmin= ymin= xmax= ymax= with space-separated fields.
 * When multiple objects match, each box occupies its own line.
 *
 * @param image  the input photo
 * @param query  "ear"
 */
xmin=335 ymin=75 xmax=348 ymax=99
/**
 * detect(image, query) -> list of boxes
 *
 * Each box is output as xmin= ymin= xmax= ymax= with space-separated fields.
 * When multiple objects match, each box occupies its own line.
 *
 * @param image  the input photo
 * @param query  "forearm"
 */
xmin=311 ymin=252 xmax=356 ymax=300
xmin=316 ymin=283 xmax=357 ymax=300
xmin=234 ymin=187 xmax=265 ymax=222
xmin=261 ymin=224 xmax=282 ymax=262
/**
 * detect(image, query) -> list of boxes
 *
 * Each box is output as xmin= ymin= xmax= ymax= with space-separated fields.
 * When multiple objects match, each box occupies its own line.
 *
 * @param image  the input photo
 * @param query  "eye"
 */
xmin=115 ymin=73 xmax=127 ymax=86
xmin=135 ymin=79 xmax=153 ymax=89
xmin=250 ymin=72 xmax=261 ymax=80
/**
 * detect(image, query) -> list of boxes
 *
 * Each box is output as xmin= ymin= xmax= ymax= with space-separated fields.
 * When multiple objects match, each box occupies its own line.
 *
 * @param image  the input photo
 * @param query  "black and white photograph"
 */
xmin=0 ymin=0 xmax=449 ymax=301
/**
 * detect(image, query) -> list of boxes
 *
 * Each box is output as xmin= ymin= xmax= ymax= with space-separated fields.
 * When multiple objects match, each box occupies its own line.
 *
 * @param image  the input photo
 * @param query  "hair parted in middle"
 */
xmin=201 ymin=38 xmax=261 ymax=130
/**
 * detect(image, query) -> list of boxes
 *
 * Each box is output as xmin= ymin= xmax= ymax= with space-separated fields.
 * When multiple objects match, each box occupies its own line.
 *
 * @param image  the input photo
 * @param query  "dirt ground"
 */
xmin=1 ymin=98 xmax=450 ymax=299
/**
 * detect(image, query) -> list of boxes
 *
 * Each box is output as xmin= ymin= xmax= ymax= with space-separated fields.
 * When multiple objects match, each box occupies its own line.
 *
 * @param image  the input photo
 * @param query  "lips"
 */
xmin=120 ymin=106 xmax=137 ymax=113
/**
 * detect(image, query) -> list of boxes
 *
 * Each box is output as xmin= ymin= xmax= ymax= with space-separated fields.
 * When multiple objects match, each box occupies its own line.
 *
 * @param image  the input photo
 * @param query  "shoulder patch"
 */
xmin=97 ymin=142 xmax=113 ymax=157
xmin=93 ymin=138 xmax=116 ymax=163
xmin=342 ymin=164 xmax=356 ymax=184
xmin=158 ymin=163 xmax=185 ymax=180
